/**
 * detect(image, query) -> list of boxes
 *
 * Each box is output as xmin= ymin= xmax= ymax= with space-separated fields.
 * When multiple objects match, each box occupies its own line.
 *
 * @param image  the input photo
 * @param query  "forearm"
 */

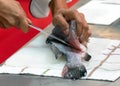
xmin=49 ymin=0 xmax=68 ymax=15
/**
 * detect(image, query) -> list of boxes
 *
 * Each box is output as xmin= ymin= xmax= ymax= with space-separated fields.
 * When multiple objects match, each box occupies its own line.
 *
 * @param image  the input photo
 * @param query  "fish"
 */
xmin=46 ymin=20 xmax=91 ymax=80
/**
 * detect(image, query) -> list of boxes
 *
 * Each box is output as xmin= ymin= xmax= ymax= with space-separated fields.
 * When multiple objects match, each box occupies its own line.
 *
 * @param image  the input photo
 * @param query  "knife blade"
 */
xmin=28 ymin=24 xmax=74 ymax=48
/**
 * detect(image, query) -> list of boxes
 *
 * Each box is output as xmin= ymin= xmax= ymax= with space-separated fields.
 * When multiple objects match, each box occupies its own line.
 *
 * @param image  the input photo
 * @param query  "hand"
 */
xmin=52 ymin=8 xmax=91 ymax=45
xmin=0 ymin=0 xmax=31 ymax=32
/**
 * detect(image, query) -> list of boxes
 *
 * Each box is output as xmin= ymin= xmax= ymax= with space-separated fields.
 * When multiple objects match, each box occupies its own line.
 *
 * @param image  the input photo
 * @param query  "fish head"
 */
xmin=62 ymin=63 xmax=87 ymax=80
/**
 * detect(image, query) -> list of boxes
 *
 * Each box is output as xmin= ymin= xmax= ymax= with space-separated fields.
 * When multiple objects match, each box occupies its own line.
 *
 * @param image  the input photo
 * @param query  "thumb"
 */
xmin=21 ymin=18 xmax=31 ymax=33
xmin=53 ymin=15 xmax=69 ymax=35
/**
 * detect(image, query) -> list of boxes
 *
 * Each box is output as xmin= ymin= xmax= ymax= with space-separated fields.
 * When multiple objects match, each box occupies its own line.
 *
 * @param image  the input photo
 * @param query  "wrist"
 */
xmin=49 ymin=0 xmax=68 ymax=15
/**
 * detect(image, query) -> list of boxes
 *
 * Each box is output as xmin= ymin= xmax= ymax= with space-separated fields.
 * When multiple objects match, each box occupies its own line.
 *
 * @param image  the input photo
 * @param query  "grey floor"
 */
xmin=0 ymin=0 xmax=120 ymax=86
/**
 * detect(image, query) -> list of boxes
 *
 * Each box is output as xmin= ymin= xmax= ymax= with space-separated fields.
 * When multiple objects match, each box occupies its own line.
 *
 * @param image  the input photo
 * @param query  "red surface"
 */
xmin=0 ymin=0 xmax=78 ymax=64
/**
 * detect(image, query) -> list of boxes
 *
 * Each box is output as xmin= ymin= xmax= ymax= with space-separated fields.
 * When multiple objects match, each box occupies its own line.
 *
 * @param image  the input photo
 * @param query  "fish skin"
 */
xmin=46 ymin=20 xmax=91 ymax=80
xmin=67 ymin=20 xmax=82 ymax=50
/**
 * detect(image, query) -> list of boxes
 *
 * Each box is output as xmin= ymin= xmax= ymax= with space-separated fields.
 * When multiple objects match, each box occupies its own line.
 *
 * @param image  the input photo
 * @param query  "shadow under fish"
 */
xmin=46 ymin=20 xmax=91 ymax=80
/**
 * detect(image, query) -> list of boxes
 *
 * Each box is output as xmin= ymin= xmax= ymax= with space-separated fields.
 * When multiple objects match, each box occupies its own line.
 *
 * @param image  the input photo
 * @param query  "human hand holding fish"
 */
xmin=28 ymin=24 xmax=77 ymax=50
xmin=46 ymin=20 xmax=91 ymax=80
xmin=29 ymin=20 xmax=91 ymax=80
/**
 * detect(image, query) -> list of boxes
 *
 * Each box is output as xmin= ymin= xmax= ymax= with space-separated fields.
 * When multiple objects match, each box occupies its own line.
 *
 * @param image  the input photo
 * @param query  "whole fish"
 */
xmin=46 ymin=20 xmax=91 ymax=80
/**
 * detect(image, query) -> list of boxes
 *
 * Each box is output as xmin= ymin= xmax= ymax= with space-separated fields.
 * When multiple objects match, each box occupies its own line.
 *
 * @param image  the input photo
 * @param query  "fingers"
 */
xmin=0 ymin=13 xmax=31 ymax=32
xmin=53 ymin=13 xmax=69 ymax=35
xmin=68 ymin=10 xmax=91 ymax=43
xmin=15 ymin=16 xmax=31 ymax=33
xmin=14 ymin=1 xmax=31 ymax=33
xmin=0 ymin=0 xmax=31 ymax=32
xmin=72 ymin=11 xmax=89 ymax=42
xmin=52 ymin=9 xmax=91 ymax=44
xmin=0 ymin=17 xmax=12 ymax=28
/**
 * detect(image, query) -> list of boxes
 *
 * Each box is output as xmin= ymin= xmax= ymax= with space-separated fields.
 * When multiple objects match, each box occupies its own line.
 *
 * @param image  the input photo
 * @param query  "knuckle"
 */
xmin=72 ymin=10 xmax=78 ymax=16
xmin=77 ymin=20 xmax=89 ymax=30
xmin=72 ymin=10 xmax=76 ymax=13
xmin=53 ymin=15 xmax=60 ymax=24
xmin=79 ymin=12 xmax=85 ymax=18
xmin=15 ymin=12 xmax=23 ymax=19
xmin=76 ymin=19 xmax=83 ymax=25
xmin=15 ymin=1 xmax=21 ymax=7
xmin=88 ymin=30 xmax=92 ymax=36
xmin=62 ymin=22 xmax=68 ymax=28
xmin=60 ymin=22 xmax=69 ymax=31
xmin=15 ymin=11 xmax=25 ymax=20
xmin=73 ymin=9 xmax=78 ymax=13
xmin=53 ymin=14 xmax=60 ymax=20
xmin=84 ymin=24 xmax=89 ymax=30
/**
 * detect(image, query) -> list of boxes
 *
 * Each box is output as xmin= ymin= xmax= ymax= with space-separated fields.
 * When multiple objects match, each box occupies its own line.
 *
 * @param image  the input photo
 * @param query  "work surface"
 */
xmin=0 ymin=0 xmax=120 ymax=86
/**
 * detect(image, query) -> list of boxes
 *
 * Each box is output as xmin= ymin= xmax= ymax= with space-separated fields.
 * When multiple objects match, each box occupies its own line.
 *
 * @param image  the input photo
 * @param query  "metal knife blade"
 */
xmin=28 ymin=24 xmax=74 ymax=48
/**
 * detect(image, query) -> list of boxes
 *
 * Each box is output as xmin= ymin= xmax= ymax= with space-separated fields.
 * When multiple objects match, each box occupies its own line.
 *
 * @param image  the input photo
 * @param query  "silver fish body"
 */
xmin=46 ymin=20 xmax=91 ymax=80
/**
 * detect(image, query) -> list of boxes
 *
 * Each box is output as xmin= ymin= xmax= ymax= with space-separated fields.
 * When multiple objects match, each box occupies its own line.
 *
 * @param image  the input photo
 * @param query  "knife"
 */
xmin=28 ymin=24 xmax=74 ymax=48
